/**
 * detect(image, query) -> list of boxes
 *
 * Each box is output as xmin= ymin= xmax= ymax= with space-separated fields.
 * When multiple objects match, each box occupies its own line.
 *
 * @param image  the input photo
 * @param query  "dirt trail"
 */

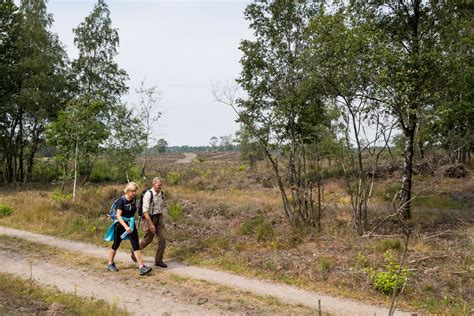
xmin=0 ymin=249 xmax=221 ymax=316
xmin=176 ymin=153 xmax=197 ymax=164
xmin=0 ymin=226 xmax=412 ymax=316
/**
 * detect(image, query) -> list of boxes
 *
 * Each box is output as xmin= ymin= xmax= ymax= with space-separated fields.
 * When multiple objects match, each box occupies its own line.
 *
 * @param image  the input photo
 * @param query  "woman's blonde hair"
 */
xmin=123 ymin=182 xmax=139 ymax=194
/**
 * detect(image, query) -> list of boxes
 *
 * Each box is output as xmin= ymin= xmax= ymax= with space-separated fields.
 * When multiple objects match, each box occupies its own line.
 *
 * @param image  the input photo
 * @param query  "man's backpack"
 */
xmin=138 ymin=188 xmax=152 ymax=218
xmin=108 ymin=196 xmax=125 ymax=220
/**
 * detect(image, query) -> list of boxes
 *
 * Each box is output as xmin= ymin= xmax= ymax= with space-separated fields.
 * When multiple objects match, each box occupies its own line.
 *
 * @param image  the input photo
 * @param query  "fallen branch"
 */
xmin=408 ymin=255 xmax=448 ymax=264
xmin=423 ymin=230 xmax=454 ymax=240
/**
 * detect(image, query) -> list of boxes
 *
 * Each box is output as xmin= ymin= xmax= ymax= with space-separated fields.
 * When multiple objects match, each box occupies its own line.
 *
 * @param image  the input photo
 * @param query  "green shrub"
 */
xmin=195 ymin=156 xmax=206 ymax=163
xmin=240 ymin=216 xmax=275 ymax=242
xmin=50 ymin=189 xmax=72 ymax=203
xmin=366 ymin=251 xmax=409 ymax=295
xmin=33 ymin=158 xmax=57 ymax=182
xmin=90 ymin=160 xmax=115 ymax=182
xmin=239 ymin=216 xmax=264 ymax=236
xmin=166 ymin=172 xmax=182 ymax=186
xmin=356 ymin=253 xmax=369 ymax=268
xmin=255 ymin=221 xmax=274 ymax=242
xmin=376 ymin=239 xmax=402 ymax=252
xmin=0 ymin=204 xmax=13 ymax=217
xmin=168 ymin=202 xmax=183 ymax=222
xmin=315 ymin=257 xmax=333 ymax=273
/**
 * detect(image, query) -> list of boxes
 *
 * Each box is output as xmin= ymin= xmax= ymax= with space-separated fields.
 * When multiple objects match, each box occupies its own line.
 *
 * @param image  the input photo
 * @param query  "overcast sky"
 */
xmin=45 ymin=0 xmax=252 ymax=146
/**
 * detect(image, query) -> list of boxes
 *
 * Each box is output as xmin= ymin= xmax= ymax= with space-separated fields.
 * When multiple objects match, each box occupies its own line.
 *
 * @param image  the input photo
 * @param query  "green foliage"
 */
xmin=366 ymin=251 xmax=409 ymax=295
xmin=255 ymin=221 xmax=274 ymax=242
xmin=356 ymin=253 xmax=369 ymax=268
xmin=236 ymin=125 xmax=265 ymax=166
xmin=0 ymin=204 xmax=13 ymax=217
xmin=0 ymin=0 xmax=68 ymax=183
xmin=72 ymin=0 xmax=128 ymax=106
xmin=154 ymin=139 xmax=168 ymax=153
xmin=46 ymin=100 xmax=109 ymax=178
xmin=240 ymin=216 xmax=274 ymax=242
xmin=413 ymin=196 xmax=462 ymax=209
xmin=90 ymin=160 xmax=115 ymax=182
xmin=239 ymin=216 xmax=264 ymax=236
xmin=376 ymin=239 xmax=402 ymax=252
xmin=107 ymin=104 xmax=146 ymax=182
xmin=237 ymin=0 xmax=331 ymax=229
xmin=195 ymin=156 xmax=206 ymax=163
xmin=168 ymin=202 xmax=183 ymax=222
xmin=315 ymin=257 xmax=333 ymax=274
xmin=166 ymin=172 xmax=182 ymax=186
xmin=50 ymin=189 xmax=72 ymax=203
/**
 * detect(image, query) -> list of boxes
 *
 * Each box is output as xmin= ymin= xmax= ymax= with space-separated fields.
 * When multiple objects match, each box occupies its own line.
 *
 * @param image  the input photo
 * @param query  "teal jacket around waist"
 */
xmin=104 ymin=216 xmax=135 ymax=242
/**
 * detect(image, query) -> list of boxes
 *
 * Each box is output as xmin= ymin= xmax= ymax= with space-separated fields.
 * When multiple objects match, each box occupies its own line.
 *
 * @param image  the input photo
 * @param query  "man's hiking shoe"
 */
xmin=131 ymin=251 xmax=137 ymax=263
xmin=155 ymin=261 xmax=168 ymax=268
xmin=139 ymin=265 xmax=152 ymax=275
xmin=106 ymin=263 xmax=119 ymax=272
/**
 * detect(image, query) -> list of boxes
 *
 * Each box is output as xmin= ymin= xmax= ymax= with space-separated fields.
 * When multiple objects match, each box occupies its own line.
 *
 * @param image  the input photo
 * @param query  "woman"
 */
xmin=105 ymin=182 xmax=152 ymax=275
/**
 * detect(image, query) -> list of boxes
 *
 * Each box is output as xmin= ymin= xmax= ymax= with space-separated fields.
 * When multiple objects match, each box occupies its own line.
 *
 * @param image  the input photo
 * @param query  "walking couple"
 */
xmin=105 ymin=177 xmax=167 ymax=275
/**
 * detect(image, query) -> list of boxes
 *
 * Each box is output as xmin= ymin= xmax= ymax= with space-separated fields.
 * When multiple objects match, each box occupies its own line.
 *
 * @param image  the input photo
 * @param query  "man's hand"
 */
xmin=126 ymin=227 xmax=132 ymax=235
xmin=148 ymin=220 xmax=156 ymax=233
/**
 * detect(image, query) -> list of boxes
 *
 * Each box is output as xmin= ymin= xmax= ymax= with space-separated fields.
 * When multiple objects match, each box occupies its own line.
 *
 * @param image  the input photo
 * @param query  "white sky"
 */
xmin=46 ymin=0 xmax=252 ymax=146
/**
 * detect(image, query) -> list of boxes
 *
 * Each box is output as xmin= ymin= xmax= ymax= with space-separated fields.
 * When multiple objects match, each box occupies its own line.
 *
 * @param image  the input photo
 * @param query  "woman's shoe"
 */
xmin=106 ymin=263 xmax=119 ymax=272
xmin=139 ymin=265 xmax=152 ymax=275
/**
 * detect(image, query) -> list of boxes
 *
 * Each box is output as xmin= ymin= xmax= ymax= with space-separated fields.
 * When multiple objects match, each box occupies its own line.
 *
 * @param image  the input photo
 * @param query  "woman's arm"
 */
xmin=116 ymin=209 xmax=131 ymax=234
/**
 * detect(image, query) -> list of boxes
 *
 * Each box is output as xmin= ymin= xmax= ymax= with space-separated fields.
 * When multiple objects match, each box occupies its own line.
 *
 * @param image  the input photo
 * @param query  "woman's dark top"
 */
xmin=116 ymin=196 xmax=137 ymax=218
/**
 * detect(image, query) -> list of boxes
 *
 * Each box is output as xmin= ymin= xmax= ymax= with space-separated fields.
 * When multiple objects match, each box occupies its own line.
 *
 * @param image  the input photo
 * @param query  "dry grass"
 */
xmin=0 ymin=235 xmax=317 ymax=315
xmin=0 ymin=155 xmax=473 ymax=315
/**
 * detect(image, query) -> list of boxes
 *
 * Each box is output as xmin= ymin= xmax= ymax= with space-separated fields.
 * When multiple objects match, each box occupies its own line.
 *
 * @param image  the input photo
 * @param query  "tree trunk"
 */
xmin=72 ymin=137 xmax=79 ymax=204
xmin=400 ymin=126 xmax=415 ymax=219
xmin=26 ymin=122 xmax=42 ymax=181
xmin=17 ymin=108 xmax=24 ymax=183
xmin=141 ymin=152 xmax=147 ymax=179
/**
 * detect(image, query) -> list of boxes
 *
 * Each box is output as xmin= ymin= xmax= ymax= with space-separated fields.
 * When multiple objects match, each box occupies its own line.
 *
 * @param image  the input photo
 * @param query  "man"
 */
xmin=131 ymin=177 xmax=168 ymax=268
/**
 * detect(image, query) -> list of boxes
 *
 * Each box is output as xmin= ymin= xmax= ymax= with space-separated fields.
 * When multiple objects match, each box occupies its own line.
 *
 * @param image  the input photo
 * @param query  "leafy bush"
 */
xmin=315 ymin=257 xmax=333 ymax=273
xmin=90 ymin=160 xmax=115 ymax=182
xmin=0 ymin=204 xmax=13 ymax=217
xmin=50 ymin=189 xmax=72 ymax=203
xmin=255 ymin=221 xmax=274 ymax=242
xmin=166 ymin=172 xmax=182 ymax=185
xmin=195 ymin=156 xmax=206 ymax=163
xmin=168 ymin=202 xmax=183 ymax=222
xmin=240 ymin=216 xmax=274 ymax=242
xmin=239 ymin=216 xmax=264 ymax=236
xmin=366 ymin=251 xmax=409 ymax=295
xmin=376 ymin=239 xmax=402 ymax=252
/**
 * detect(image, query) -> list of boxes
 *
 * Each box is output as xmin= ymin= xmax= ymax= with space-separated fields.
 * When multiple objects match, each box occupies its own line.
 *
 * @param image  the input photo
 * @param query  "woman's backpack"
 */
xmin=108 ymin=196 xmax=125 ymax=220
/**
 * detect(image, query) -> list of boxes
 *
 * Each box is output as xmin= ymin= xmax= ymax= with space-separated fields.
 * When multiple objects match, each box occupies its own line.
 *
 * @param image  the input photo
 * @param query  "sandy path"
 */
xmin=0 ymin=248 xmax=221 ymax=316
xmin=0 ymin=226 xmax=412 ymax=316
xmin=175 ymin=153 xmax=197 ymax=164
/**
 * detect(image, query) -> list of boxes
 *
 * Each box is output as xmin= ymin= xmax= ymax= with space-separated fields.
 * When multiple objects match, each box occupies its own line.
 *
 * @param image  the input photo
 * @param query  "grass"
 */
xmin=0 ymin=235 xmax=316 ymax=315
xmin=0 ymin=273 xmax=128 ymax=316
xmin=412 ymin=195 xmax=462 ymax=209
xmin=0 ymin=156 xmax=472 ymax=316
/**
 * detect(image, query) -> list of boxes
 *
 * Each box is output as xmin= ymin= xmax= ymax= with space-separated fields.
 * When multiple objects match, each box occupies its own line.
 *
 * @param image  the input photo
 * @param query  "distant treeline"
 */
xmin=149 ymin=145 xmax=239 ymax=154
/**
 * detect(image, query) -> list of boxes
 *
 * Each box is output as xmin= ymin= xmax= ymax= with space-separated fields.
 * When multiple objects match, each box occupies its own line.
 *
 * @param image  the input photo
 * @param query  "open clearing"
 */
xmin=0 ymin=226 xmax=411 ymax=315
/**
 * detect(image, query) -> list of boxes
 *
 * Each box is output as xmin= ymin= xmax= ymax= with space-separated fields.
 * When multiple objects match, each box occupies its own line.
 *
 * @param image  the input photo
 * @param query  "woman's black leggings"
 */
xmin=111 ymin=222 xmax=140 ymax=251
